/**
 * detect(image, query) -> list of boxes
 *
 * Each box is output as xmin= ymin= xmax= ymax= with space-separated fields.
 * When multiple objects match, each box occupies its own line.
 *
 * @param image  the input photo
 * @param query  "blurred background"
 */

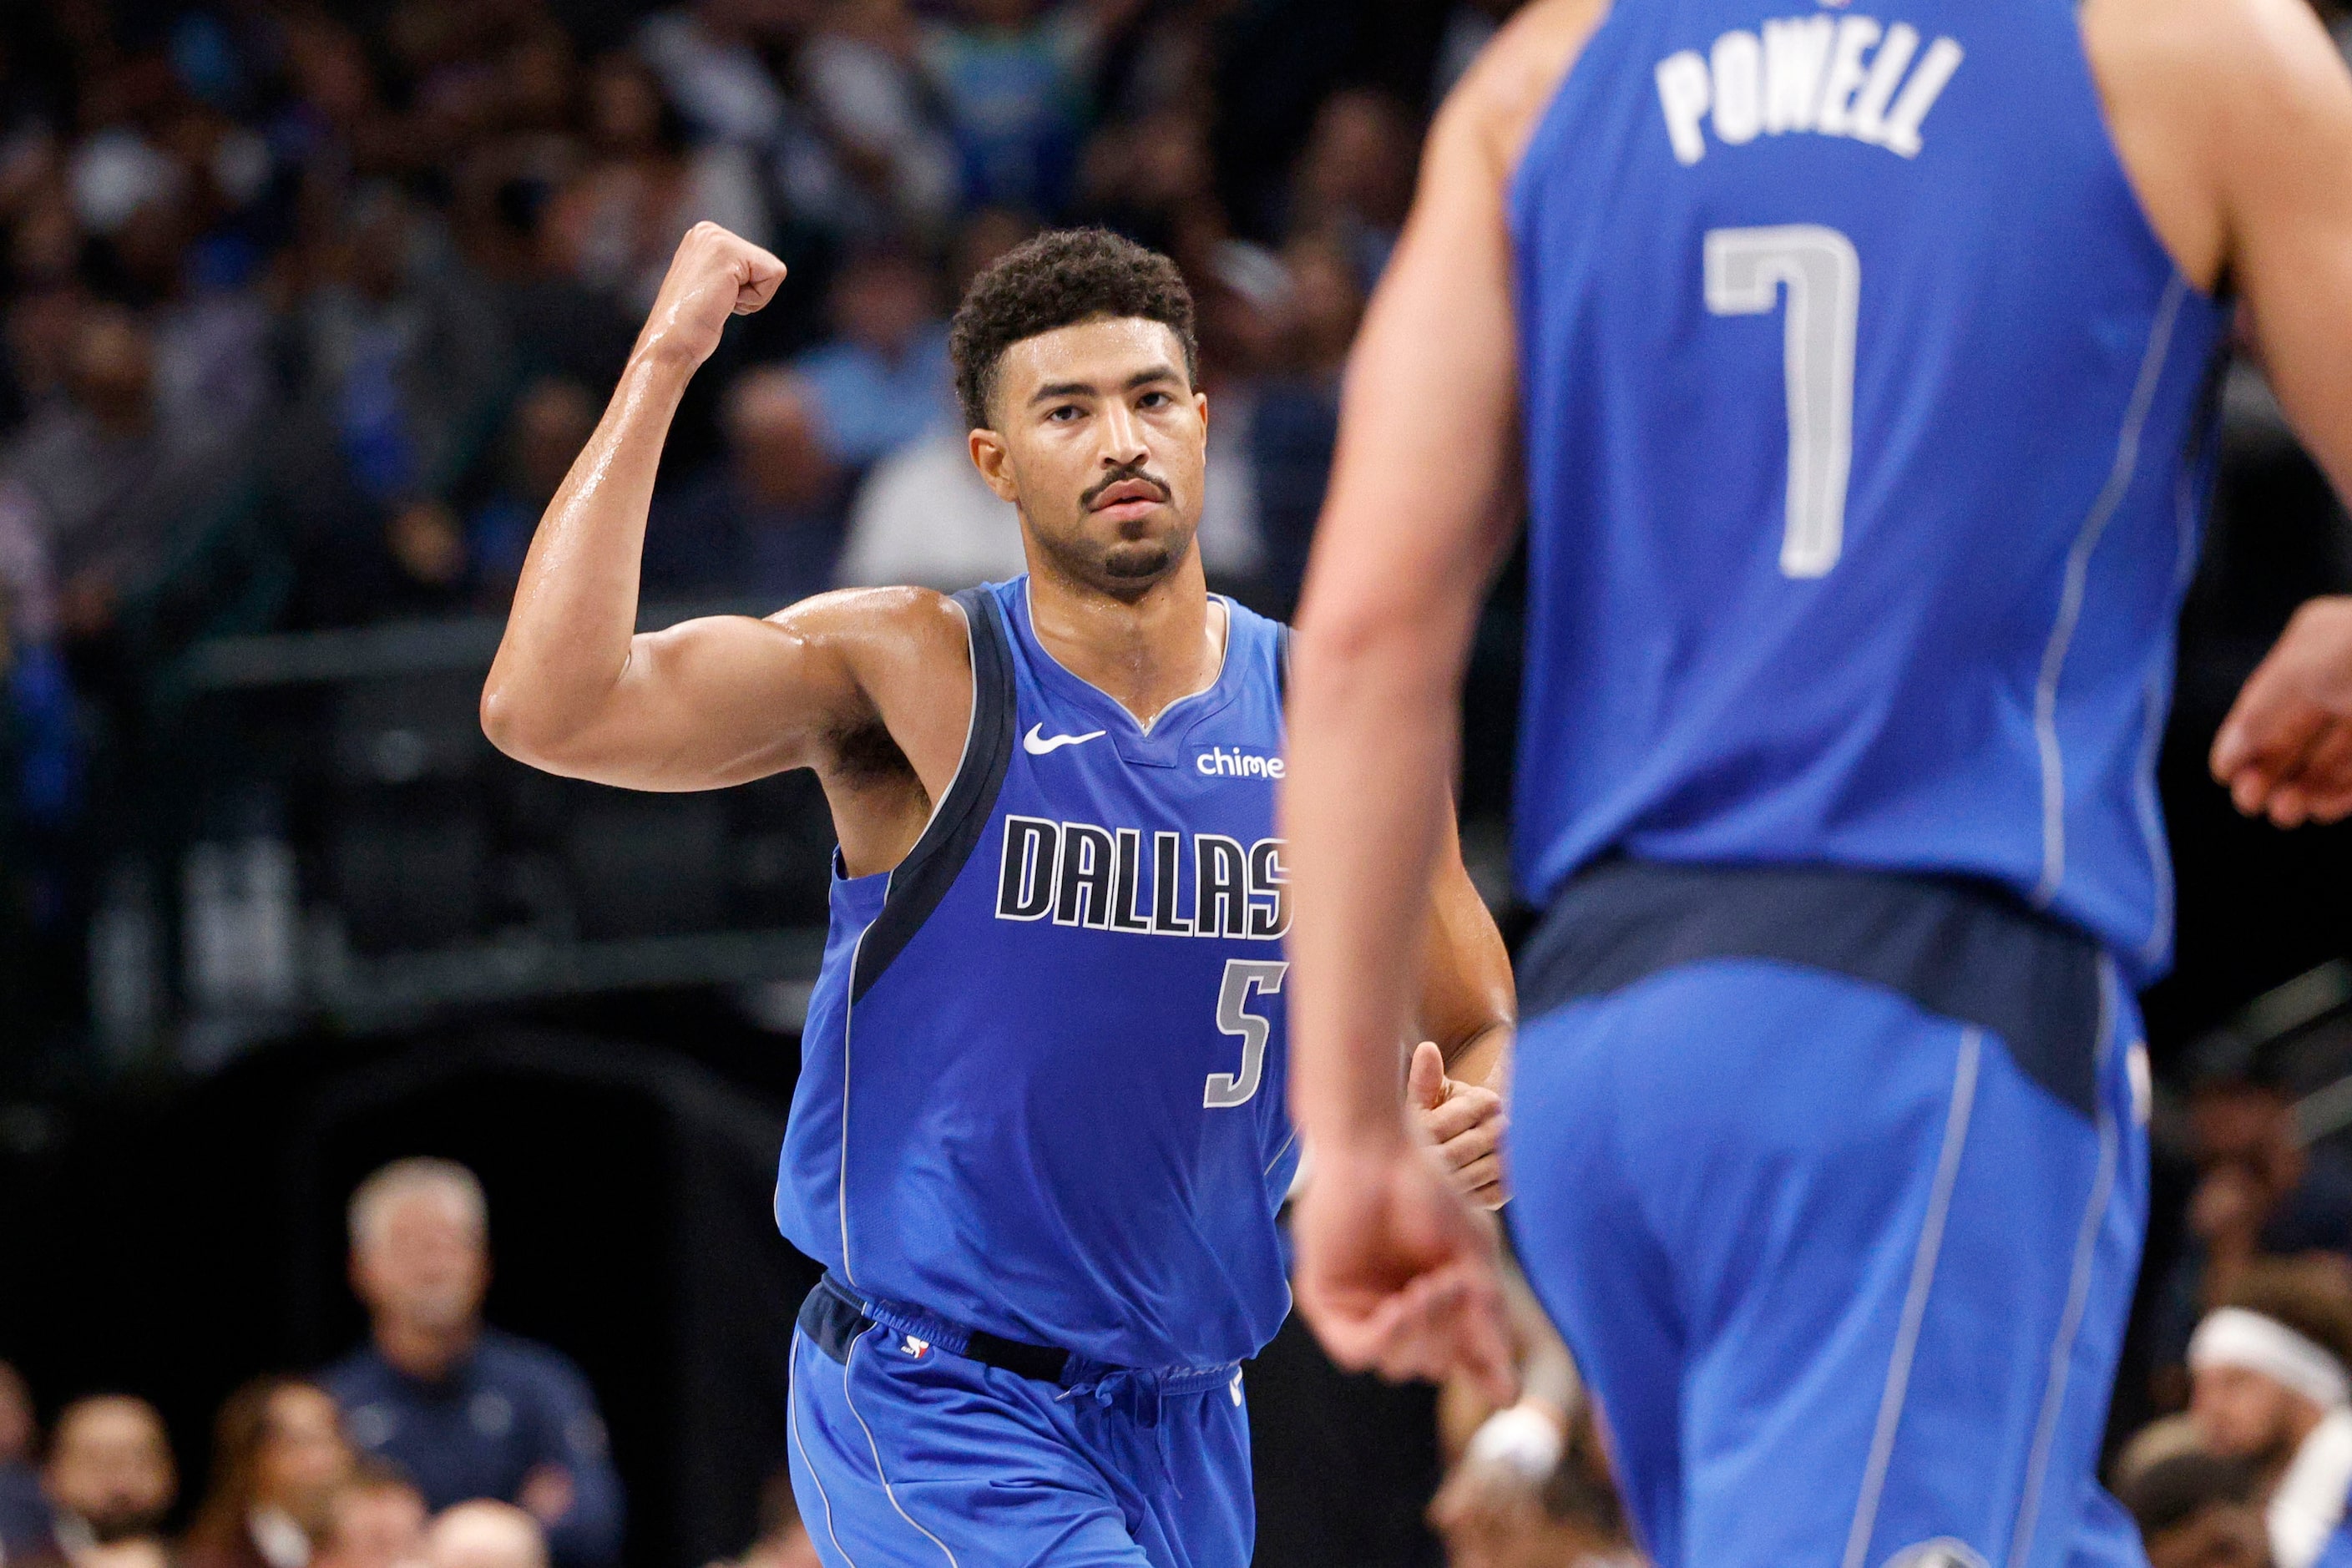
xmin=3 ymin=0 xmax=2352 ymax=1564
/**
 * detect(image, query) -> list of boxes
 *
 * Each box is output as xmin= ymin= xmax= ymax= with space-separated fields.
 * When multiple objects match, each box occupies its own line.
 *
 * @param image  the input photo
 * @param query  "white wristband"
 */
xmin=1463 ymin=1403 xmax=1564 ymax=1481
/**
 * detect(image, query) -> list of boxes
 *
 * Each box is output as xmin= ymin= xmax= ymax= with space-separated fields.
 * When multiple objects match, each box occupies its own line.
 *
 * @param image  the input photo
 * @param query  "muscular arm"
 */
xmin=1282 ymin=3 xmax=1596 ymax=1393
xmin=1287 ymin=5 xmax=1584 ymax=1162
xmin=1408 ymin=809 xmax=1517 ymax=1206
xmin=482 ymin=224 xmax=969 ymax=862
xmin=2091 ymin=0 xmax=2352 ymax=822
xmin=1418 ymin=809 xmax=1515 ymax=1090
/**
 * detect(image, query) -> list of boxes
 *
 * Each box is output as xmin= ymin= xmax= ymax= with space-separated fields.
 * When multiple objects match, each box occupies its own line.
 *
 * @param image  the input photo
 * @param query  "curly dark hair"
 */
xmin=949 ymin=228 xmax=1199 ymax=432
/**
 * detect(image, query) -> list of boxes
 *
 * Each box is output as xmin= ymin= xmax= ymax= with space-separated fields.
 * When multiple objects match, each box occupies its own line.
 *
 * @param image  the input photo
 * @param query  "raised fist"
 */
xmin=631 ymin=222 xmax=787 ymax=372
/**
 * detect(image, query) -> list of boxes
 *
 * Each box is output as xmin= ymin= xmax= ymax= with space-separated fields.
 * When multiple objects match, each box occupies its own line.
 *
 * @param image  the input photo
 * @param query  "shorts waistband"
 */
xmin=1520 ymin=857 xmax=2107 ymax=1118
xmin=797 ymin=1273 xmax=1242 ymax=1404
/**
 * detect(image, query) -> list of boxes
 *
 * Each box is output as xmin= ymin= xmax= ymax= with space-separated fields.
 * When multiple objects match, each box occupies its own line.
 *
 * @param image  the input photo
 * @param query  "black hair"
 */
xmin=948 ymin=228 xmax=1198 ymax=432
xmin=2117 ymin=1451 xmax=2258 ymax=1537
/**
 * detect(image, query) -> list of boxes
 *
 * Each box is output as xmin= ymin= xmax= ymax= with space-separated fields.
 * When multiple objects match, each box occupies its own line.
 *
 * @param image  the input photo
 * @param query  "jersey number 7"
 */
xmin=1705 ymin=224 xmax=1860 ymax=579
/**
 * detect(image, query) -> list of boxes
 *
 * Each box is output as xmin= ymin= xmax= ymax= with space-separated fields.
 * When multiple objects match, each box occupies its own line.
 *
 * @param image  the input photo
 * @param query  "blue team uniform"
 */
xmin=1503 ymin=3 xmax=2225 ymax=1565
xmin=776 ymin=579 xmax=1298 ymax=1566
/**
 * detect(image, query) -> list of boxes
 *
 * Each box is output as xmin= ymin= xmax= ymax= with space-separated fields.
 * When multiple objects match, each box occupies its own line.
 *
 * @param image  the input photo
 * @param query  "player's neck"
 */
xmin=1025 ymin=554 xmax=1227 ymax=731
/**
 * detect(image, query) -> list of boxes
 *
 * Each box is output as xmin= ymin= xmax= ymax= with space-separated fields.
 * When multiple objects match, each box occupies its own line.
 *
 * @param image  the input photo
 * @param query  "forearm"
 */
xmin=1287 ymin=604 xmax=1479 ymax=1152
xmin=483 ymin=350 xmax=691 ymax=758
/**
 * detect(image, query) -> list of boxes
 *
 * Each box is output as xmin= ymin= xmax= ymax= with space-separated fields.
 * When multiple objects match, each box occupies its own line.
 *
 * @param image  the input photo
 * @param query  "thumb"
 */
xmin=1408 ymin=1040 xmax=1448 ymax=1111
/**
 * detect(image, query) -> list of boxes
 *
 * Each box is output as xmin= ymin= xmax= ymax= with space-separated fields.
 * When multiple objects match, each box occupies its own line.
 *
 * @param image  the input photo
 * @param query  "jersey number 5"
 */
xmin=1705 ymin=225 xmax=1860 ymax=579
xmin=1206 ymin=959 xmax=1287 ymax=1109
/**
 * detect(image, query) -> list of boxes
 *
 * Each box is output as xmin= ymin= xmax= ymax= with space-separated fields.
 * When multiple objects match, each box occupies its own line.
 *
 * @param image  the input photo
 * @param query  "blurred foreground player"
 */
xmin=483 ymin=223 xmax=1515 ymax=1565
xmin=1283 ymin=0 xmax=2352 ymax=1564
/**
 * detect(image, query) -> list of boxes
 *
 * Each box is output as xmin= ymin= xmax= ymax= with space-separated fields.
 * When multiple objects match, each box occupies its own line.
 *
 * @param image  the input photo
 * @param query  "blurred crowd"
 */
xmin=3 ymin=1158 xmax=625 ymax=1568
xmin=0 ymin=0 xmax=1514 ymax=1034
xmin=14 ymin=0 xmax=2352 ymax=1565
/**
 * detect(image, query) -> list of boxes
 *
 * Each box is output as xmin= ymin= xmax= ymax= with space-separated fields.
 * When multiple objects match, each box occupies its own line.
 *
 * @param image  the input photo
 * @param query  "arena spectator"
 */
xmin=2121 ymin=1452 xmax=2274 ymax=1568
xmin=183 ymin=1378 xmax=353 ymax=1568
xmin=795 ymin=1 xmax=960 ymax=241
xmin=788 ymin=247 xmax=953 ymax=470
xmin=2188 ymin=1262 xmax=2352 ymax=1567
xmin=306 ymin=1466 xmax=424 ymax=1568
xmin=651 ymin=368 xmax=846 ymax=603
xmin=0 ymin=1362 xmax=54 ymax=1565
xmin=548 ymin=53 xmax=768 ymax=315
xmin=918 ymin=0 xmax=1130 ymax=217
xmin=1248 ymin=235 xmax=1363 ymax=611
xmin=834 ymin=424 xmax=1023 ymax=592
xmin=40 ymin=1396 xmax=175 ymax=1568
xmin=707 ymin=1469 xmax=815 ymax=1568
xmin=2157 ymin=1067 xmax=2352 ymax=1393
xmin=3 ymin=301 xmax=248 ymax=639
xmin=1427 ymin=1262 xmax=1635 ymax=1568
xmin=634 ymin=0 xmax=793 ymax=153
xmin=322 ymin=1161 xmax=621 ymax=1568
xmin=418 ymin=1506 xmax=540 ymax=1568
xmin=464 ymin=380 xmax=599 ymax=609
xmin=270 ymin=188 xmax=511 ymax=628
xmin=1286 ymin=87 xmax=1420 ymax=287
xmin=1429 ymin=1409 xmax=1639 ymax=1568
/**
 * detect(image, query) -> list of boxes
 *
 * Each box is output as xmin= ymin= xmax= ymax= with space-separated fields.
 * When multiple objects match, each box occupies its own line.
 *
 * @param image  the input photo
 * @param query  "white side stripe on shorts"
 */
xmin=1842 ymin=1026 xmax=1984 ymax=1568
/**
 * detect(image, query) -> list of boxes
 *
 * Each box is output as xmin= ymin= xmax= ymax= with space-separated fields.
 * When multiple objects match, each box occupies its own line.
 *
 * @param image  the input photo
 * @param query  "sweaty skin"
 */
xmin=1282 ymin=0 xmax=2352 ymax=1388
xmin=482 ymin=221 xmax=1515 ymax=1199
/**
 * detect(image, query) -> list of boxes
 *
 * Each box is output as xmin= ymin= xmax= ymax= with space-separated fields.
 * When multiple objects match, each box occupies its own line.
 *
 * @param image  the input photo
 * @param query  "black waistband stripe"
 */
xmin=1518 ymin=859 xmax=2105 ymax=1119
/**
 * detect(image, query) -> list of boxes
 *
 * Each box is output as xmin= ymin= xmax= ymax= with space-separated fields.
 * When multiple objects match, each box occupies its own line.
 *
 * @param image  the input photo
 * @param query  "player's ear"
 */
xmin=969 ymin=427 xmax=1019 ymax=503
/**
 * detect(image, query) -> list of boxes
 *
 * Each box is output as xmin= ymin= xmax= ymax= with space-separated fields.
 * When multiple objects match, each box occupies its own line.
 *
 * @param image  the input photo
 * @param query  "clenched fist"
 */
xmin=630 ymin=222 xmax=787 ymax=372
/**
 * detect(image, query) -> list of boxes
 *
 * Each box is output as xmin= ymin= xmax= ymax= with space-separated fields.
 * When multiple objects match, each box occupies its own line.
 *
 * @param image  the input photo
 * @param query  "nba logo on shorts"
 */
xmin=1884 ymin=1541 xmax=1990 ymax=1568
xmin=901 ymin=1335 xmax=929 ymax=1359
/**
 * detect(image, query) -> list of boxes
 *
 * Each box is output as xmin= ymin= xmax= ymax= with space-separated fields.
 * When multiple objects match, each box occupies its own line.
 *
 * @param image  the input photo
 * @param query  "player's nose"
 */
xmin=1097 ymin=399 xmax=1151 ymax=467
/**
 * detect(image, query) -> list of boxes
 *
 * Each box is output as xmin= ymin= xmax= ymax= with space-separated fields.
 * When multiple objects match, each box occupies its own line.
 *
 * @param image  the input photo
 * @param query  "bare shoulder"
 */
xmin=764 ymin=584 xmax=975 ymax=792
xmin=764 ymin=584 xmax=972 ymax=665
xmin=2084 ymin=0 xmax=2352 ymax=288
xmin=1437 ymin=0 xmax=1610 ymax=178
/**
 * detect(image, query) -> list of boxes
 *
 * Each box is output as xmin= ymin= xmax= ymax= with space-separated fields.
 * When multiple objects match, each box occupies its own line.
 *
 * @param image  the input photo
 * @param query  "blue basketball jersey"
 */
xmin=1509 ymin=0 xmax=2228 ymax=980
xmin=774 ymin=579 xmax=1302 ymax=1370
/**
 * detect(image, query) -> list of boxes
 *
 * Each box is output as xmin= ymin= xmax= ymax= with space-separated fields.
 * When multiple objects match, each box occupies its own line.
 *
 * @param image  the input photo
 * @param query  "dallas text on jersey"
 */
xmin=994 ymin=816 xmax=1291 ymax=939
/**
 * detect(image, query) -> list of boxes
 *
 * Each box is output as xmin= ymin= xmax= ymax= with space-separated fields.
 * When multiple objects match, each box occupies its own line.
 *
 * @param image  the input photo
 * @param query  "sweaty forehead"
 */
xmin=997 ymin=316 xmax=1190 ymax=402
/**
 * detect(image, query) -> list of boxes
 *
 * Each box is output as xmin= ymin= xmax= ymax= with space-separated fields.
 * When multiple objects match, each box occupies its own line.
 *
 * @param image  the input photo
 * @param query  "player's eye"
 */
xmin=1137 ymin=391 xmax=1174 ymax=410
xmin=1046 ymin=404 xmax=1083 ymax=423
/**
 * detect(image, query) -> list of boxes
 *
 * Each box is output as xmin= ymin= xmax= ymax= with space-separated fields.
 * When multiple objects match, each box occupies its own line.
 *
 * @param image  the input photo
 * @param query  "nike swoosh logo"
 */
xmin=1024 ymin=724 xmax=1106 ymax=756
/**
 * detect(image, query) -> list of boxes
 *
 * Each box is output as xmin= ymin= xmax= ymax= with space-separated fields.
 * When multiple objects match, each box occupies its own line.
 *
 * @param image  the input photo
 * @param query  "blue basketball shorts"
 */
xmin=1505 ymin=861 xmax=2152 ymax=1568
xmin=786 ymin=1279 xmax=1255 ymax=1567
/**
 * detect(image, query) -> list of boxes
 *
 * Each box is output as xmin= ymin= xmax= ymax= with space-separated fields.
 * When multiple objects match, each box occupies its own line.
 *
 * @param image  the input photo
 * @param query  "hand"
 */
xmin=1292 ymin=1136 xmax=1517 ymax=1402
xmin=1429 ymin=1451 xmax=1552 ymax=1568
xmin=2212 ymin=594 xmax=2352 ymax=827
xmin=632 ymin=222 xmax=787 ymax=372
xmin=1409 ymin=1039 xmax=1507 ymax=1209
xmin=517 ymin=1463 xmax=576 ymax=1525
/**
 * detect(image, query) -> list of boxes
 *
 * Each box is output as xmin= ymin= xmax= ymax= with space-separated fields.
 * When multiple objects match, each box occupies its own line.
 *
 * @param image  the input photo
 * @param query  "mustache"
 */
xmin=1080 ymin=464 xmax=1171 ymax=510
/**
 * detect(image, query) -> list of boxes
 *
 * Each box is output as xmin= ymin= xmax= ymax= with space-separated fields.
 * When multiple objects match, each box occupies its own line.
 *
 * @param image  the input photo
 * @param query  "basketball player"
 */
xmin=1282 ymin=0 xmax=2352 ymax=1564
xmin=483 ymin=223 xmax=1515 ymax=1565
